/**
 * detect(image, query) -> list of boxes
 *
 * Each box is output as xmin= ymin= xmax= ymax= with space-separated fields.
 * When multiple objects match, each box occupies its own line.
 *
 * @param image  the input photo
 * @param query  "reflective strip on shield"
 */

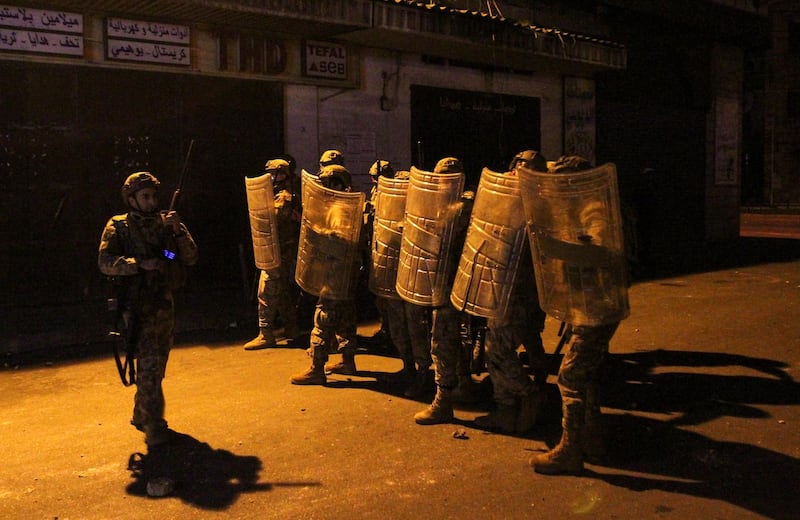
xmin=396 ymin=166 xmax=464 ymax=307
xmin=295 ymin=170 xmax=365 ymax=300
xmin=518 ymin=163 xmax=630 ymax=326
xmin=369 ymin=176 xmax=408 ymax=299
xmin=245 ymin=173 xmax=281 ymax=271
xmin=451 ymin=168 xmax=526 ymax=319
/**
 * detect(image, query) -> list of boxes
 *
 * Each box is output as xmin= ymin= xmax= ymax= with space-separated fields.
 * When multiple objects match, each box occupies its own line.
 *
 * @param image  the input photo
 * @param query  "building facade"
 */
xmin=0 ymin=0 xmax=772 ymax=353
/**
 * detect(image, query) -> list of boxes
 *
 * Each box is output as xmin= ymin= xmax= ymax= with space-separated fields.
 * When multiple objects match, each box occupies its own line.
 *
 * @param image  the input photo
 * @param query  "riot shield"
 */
xmin=368 ymin=175 xmax=409 ymax=299
xmin=450 ymin=168 xmax=527 ymax=319
xmin=518 ymin=163 xmax=630 ymax=326
xmin=245 ymin=172 xmax=281 ymax=271
xmin=396 ymin=166 xmax=464 ymax=307
xmin=295 ymin=170 xmax=365 ymax=300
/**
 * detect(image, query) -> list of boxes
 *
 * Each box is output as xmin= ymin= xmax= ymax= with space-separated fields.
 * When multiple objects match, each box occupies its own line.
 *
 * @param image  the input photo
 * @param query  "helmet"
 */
xmin=275 ymin=153 xmax=297 ymax=175
xmin=318 ymin=164 xmax=352 ymax=191
xmin=319 ymin=149 xmax=344 ymax=167
xmin=433 ymin=157 xmax=463 ymax=174
xmin=121 ymin=171 xmax=160 ymax=204
xmin=265 ymin=158 xmax=291 ymax=176
xmin=510 ymin=150 xmax=547 ymax=172
xmin=551 ymin=155 xmax=593 ymax=174
xmin=369 ymin=160 xmax=394 ymax=179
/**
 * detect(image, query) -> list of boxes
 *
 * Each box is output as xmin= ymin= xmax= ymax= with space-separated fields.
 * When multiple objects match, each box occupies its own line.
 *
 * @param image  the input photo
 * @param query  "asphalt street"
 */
xmin=1 ymin=260 xmax=799 ymax=519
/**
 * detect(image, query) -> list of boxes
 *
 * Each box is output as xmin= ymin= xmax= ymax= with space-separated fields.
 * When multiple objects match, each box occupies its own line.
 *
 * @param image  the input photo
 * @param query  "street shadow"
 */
xmin=588 ymin=413 xmax=799 ymax=520
xmin=534 ymin=349 xmax=800 ymax=519
xmin=126 ymin=431 xmax=319 ymax=509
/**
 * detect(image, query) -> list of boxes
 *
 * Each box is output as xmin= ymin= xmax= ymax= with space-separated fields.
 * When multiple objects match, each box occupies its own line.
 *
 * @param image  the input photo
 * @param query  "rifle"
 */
xmin=108 ymin=276 xmax=141 ymax=386
xmin=168 ymin=139 xmax=194 ymax=212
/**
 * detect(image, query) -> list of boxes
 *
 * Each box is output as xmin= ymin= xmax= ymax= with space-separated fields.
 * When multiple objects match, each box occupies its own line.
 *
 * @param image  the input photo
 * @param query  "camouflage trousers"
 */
xmin=257 ymin=253 xmax=298 ymax=331
xmin=131 ymin=297 xmax=174 ymax=432
xmin=484 ymin=322 xmax=541 ymax=407
xmin=430 ymin=304 xmax=462 ymax=389
xmin=392 ymin=301 xmax=433 ymax=369
xmin=557 ymin=322 xmax=618 ymax=407
xmin=308 ymin=297 xmax=357 ymax=363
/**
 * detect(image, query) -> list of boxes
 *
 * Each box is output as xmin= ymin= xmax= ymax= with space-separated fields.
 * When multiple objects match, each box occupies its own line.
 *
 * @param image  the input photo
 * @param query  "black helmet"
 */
xmin=121 ymin=172 xmax=160 ymax=204
xmin=510 ymin=150 xmax=547 ymax=172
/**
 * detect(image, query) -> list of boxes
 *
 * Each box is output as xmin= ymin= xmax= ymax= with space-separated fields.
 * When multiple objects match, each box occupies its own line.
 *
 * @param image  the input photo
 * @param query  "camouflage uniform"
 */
xmin=478 ymin=151 xmax=549 ymax=433
xmin=527 ymin=155 xmax=624 ymax=475
xmin=245 ymin=159 xmax=302 ymax=350
xmin=291 ymin=163 xmax=362 ymax=385
xmin=414 ymin=158 xmax=472 ymax=424
xmin=98 ymin=172 xmax=198 ymax=446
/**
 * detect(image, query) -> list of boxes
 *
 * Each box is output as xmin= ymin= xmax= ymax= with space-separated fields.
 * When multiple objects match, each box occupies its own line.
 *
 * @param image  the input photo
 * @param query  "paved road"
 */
xmin=2 ymin=260 xmax=799 ymax=519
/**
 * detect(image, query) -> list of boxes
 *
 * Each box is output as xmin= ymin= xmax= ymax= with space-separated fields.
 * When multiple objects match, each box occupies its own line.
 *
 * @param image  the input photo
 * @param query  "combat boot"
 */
xmin=244 ymin=328 xmax=277 ymax=350
xmin=290 ymin=363 xmax=327 ymax=385
xmin=530 ymin=400 xmax=584 ymax=475
xmin=414 ymin=386 xmax=454 ymax=425
xmin=324 ymin=351 xmax=357 ymax=375
xmin=474 ymin=401 xmax=518 ymax=434
xmin=581 ymin=384 xmax=606 ymax=463
xmin=450 ymin=374 xmax=483 ymax=404
xmin=282 ymin=322 xmax=301 ymax=341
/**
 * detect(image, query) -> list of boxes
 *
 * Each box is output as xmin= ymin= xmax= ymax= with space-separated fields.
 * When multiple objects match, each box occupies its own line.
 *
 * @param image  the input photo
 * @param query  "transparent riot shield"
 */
xmin=245 ymin=172 xmax=281 ymax=271
xmin=518 ymin=163 xmax=629 ymax=326
xmin=396 ymin=166 xmax=464 ymax=307
xmin=368 ymin=176 xmax=409 ymax=299
xmin=295 ymin=170 xmax=365 ymax=300
xmin=450 ymin=168 xmax=527 ymax=319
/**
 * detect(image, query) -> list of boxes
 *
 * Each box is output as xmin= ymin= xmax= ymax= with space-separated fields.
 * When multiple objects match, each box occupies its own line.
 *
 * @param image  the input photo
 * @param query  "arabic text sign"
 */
xmin=0 ymin=5 xmax=83 ymax=33
xmin=106 ymin=17 xmax=189 ymax=44
xmin=0 ymin=28 xmax=83 ymax=56
xmin=107 ymin=39 xmax=190 ymax=65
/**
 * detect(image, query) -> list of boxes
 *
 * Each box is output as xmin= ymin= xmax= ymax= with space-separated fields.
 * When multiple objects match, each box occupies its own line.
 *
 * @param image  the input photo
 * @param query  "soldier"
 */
xmin=244 ymin=158 xmax=303 ymax=350
xmin=470 ymin=150 xmax=549 ymax=434
xmin=366 ymin=164 xmax=433 ymax=396
xmin=401 ymin=157 xmax=471 ymax=424
xmin=362 ymin=159 xmax=397 ymax=353
xmin=519 ymin=155 xmax=630 ymax=475
xmin=98 ymin=171 xmax=199 ymax=447
xmin=291 ymin=164 xmax=364 ymax=385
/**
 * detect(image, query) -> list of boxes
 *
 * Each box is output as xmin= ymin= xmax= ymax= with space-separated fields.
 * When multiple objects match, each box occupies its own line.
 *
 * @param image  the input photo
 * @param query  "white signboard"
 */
xmin=106 ymin=17 xmax=190 ymax=66
xmin=304 ymin=40 xmax=347 ymax=80
xmin=0 ymin=5 xmax=83 ymax=56
xmin=107 ymin=17 xmax=189 ymax=44
xmin=0 ymin=5 xmax=82 ymax=32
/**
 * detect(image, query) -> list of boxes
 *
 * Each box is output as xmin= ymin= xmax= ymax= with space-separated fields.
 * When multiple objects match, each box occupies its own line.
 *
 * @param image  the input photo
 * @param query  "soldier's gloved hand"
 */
xmin=162 ymin=211 xmax=182 ymax=234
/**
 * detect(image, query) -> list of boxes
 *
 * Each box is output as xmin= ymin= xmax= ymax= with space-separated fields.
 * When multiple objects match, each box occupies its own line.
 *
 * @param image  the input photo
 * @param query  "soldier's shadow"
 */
xmin=125 ymin=431 xmax=317 ymax=509
xmin=558 ymin=349 xmax=800 ymax=520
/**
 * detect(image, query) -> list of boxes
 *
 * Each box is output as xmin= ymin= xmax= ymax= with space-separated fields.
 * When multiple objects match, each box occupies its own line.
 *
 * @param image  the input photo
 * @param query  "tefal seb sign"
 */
xmin=304 ymin=40 xmax=346 ymax=80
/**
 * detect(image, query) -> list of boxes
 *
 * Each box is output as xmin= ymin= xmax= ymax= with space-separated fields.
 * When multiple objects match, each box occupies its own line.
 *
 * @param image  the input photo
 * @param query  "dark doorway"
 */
xmin=410 ymin=85 xmax=541 ymax=188
xmin=0 ymin=62 xmax=283 ymax=307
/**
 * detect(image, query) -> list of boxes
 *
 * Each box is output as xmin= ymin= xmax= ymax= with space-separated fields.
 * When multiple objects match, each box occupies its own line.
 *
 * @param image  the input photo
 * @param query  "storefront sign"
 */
xmin=0 ymin=5 xmax=83 ymax=56
xmin=106 ymin=17 xmax=190 ymax=66
xmin=304 ymin=40 xmax=347 ymax=79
